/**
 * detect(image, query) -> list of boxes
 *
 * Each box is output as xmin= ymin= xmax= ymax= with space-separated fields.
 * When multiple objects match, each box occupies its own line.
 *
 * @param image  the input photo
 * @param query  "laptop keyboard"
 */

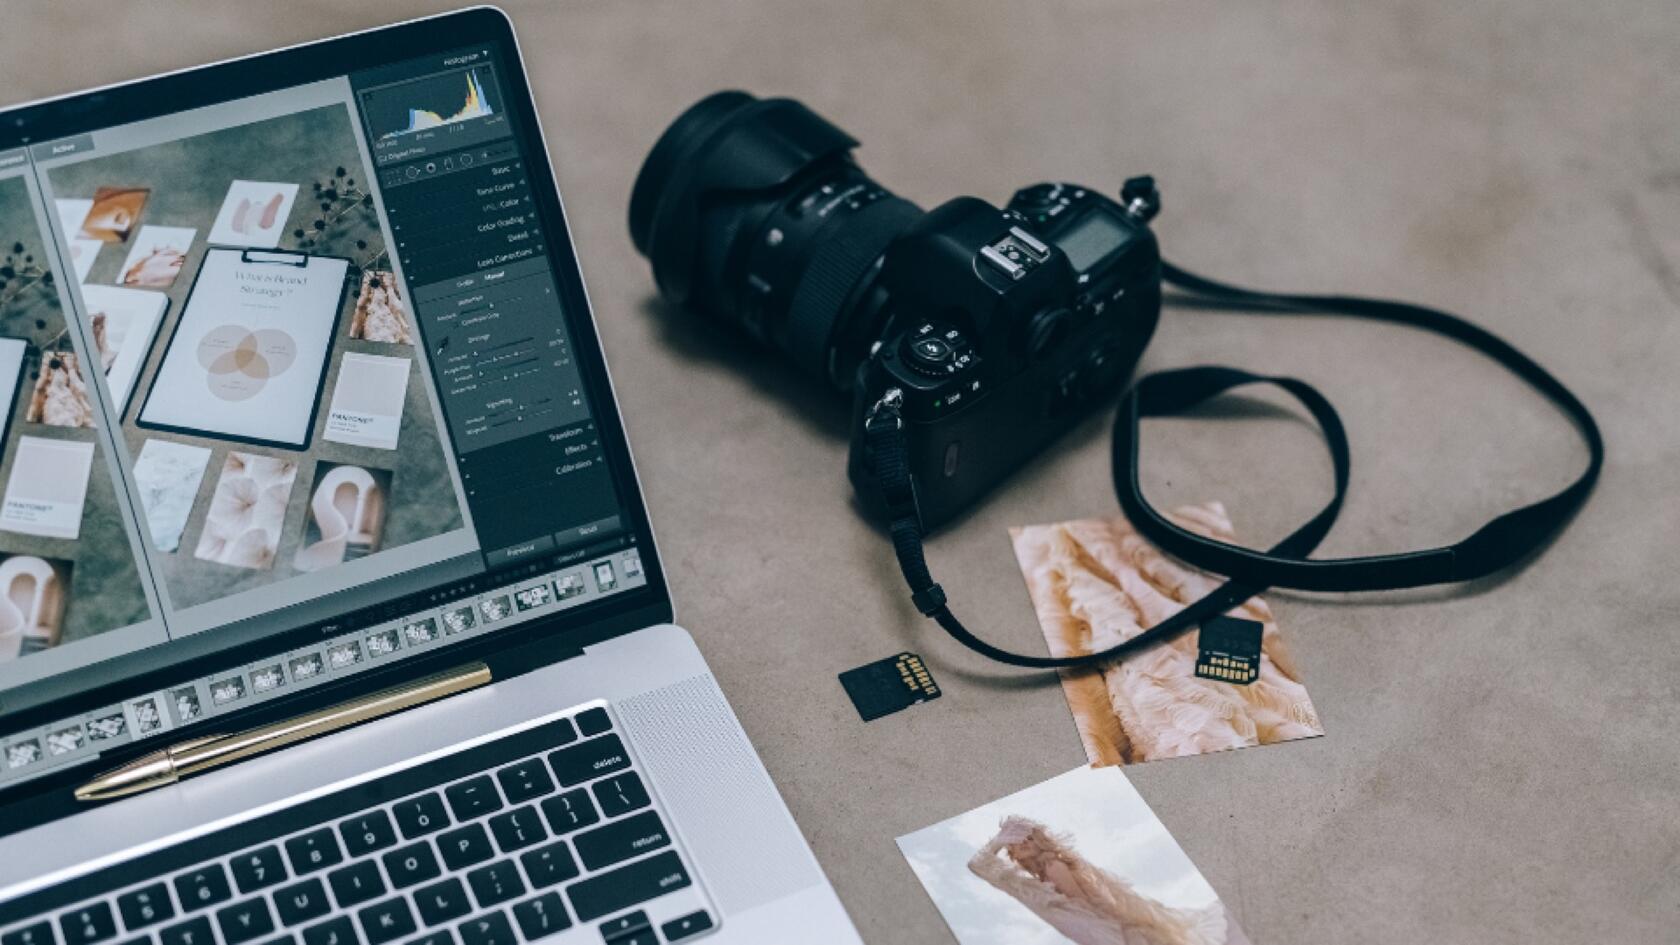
xmin=0 ymin=705 xmax=716 ymax=945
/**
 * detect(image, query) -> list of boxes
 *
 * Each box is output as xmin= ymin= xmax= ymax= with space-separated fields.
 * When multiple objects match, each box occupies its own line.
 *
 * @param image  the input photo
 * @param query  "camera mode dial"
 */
xmin=1007 ymin=182 xmax=1090 ymax=228
xmin=903 ymin=321 xmax=977 ymax=378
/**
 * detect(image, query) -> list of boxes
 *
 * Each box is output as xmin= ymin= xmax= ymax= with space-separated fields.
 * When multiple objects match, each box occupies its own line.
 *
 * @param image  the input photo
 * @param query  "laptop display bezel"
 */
xmin=0 ymin=7 xmax=675 ymax=808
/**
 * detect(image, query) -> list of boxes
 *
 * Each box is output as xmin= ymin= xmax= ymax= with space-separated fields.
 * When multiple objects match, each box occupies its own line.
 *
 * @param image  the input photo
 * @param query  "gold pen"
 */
xmin=76 ymin=661 xmax=493 ymax=802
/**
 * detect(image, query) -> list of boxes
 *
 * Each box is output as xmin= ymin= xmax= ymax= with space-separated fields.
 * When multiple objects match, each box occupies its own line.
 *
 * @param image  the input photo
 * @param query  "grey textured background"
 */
xmin=4 ymin=3 xmax=1676 ymax=943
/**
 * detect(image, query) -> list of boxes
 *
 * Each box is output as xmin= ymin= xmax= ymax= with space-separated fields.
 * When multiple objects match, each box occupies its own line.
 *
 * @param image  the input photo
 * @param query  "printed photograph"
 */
xmin=79 ymin=285 xmax=168 ymax=417
xmin=899 ymin=765 xmax=1251 ymax=945
xmin=0 ymin=553 xmax=72 ymax=663
xmin=194 ymin=451 xmax=298 ymax=571
xmin=348 ymin=270 xmax=414 ymax=344
xmin=207 ymin=180 xmax=299 ymax=249
xmin=294 ymin=462 xmax=391 ymax=572
xmin=118 ymin=225 xmax=196 ymax=288
xmin=79 ymin=187 xmax=148 ymax=242
xmin=1011 ymin=503 xmax=1324 ymax=767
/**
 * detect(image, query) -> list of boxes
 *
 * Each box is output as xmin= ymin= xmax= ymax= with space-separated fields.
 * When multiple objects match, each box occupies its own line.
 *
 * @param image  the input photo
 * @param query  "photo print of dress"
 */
xmin=25 ymin=350 xmax=95 ymax=428
xmin=194 ymin=451 xmax=298 ymax=571
xmin=899 ymin=765 xmax=1251 ymax=945
xmin=348 ymin=270 xmax=414 ymax=344
xmin=294 ymin=462 xmax=391 ymax=572
xmin=137 ymin=249 xmax=349 ymax=449
xmin=1010 ymin=504 xmax=1324 ymax=767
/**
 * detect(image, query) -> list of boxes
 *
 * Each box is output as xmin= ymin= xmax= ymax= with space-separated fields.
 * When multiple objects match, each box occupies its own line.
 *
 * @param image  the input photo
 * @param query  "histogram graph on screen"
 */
xmin=361 ymin=65 xmax=503 ymax=140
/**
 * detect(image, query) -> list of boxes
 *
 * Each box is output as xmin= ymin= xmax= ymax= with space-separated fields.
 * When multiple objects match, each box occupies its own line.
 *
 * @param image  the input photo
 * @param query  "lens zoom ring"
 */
xmin=783 ymin=196 xmax=922 ymax=380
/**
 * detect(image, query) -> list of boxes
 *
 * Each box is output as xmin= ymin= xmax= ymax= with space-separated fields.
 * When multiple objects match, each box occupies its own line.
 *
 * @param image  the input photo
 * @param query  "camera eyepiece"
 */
xmin=629 ymin=91 xmax=922 ymax=390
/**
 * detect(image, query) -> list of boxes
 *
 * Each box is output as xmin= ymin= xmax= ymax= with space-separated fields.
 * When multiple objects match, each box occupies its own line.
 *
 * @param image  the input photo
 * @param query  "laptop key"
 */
xmin=284 ymin=830 xmax=344 ymax=875
xmin=117 ymin=883 xmax=175 ymax=930
xmin=256 ymin=938 xmax=294 ymax=945
xmin=230 ymin=846 xmax=288 ymax=894
xmin=299 ymin=916 xmax=356 ymax=945
xmin=594 ymin=911 xmax=647 ymax=939
xmin=566 ymin=851 xmax=691 ymax=922
xmin=214 ymin=899 xmax=275 ymax=945
xmin=464 ymin=861 xmax=524 ymax=909
xmin=573 ymin=708 xmax=611 ymax=738
xmin=493 ymin=759 xmax=553 ymax=804
xmin=402 ymin=935 xmax=451 ymax=945
xmin=158 ymin=917 xmax=213 ymax=945
xmin=661 ymin=911 xmax=714 ymax=942
xmin=486 ymin=806 xmax=545 ymax=853
xmin=536 ymin=789 xmax=597 ymax=836
xmin=454 ymin=913 xmax=513 ymax=945
xmin=572 ymin=811 xmax=670 ymax=871
xmin=436 ymin=823 xmax=494 ymax=871
xmin=272 ymin=878 xmax=331 ymax=927
xmin=382 ymin=842 xmax=442 ymax=889
xmin=356 ymin=899 xmax=415 ymax=945
xmin=174 ymin=865 xmax=232 ymax=911
xmin=327 ymin=860 xmax=386 ymax=909
xmin=518 ymin=842 xmax=579 ymax=889
xmin=339 ymin=811 xmax=398 ymax=857
xmin=60 ymin=902 xmax=116 ymax=945
xmin=413 ymin=878 xmax=471 ymax=927
xmin=592 ymin=772 xmax=651 ymax=819
xmin=443 ymin=777 xmax=501 ymax=821
xmin=392 ymin=794 xmax=450 ymax=839
xmin=547 ymin=735 xmax=628 ymax=787
xmin=510 ymin=893 xmax=570 ymax=940
xmin=3 ymin=922 xmax=55 ymax=945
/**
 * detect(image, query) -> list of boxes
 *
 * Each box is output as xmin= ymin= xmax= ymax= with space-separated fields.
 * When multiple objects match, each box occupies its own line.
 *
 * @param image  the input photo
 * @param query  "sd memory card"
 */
xmin=1195 ymin=616 xmax=1263 ymax=685
xmin=839 ymin=652 xmax=941 ymax=721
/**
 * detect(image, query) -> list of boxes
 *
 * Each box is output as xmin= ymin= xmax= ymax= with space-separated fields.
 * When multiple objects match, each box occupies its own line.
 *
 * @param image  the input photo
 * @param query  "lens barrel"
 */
xmin=628 ymin=92 xmax=921 ymax=390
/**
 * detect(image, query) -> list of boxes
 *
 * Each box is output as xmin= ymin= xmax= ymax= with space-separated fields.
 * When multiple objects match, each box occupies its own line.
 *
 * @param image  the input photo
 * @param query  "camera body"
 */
xmin=847 ymin=184 xmax=1162 ymax=528
xmin=629 ymin=92 xmax=1162 ymax=531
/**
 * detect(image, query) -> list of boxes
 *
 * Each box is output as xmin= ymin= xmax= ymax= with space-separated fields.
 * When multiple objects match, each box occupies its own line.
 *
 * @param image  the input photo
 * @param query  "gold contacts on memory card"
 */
xmin=1194 ymin=616 xmax=1263 ymax=685
xmin=839 ymin=652 xmax=941 ymax=721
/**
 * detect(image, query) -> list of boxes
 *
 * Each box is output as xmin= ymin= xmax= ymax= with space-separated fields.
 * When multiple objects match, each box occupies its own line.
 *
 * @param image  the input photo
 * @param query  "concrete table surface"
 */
xmin=5 ymin=3 xmax=1676 ymax=942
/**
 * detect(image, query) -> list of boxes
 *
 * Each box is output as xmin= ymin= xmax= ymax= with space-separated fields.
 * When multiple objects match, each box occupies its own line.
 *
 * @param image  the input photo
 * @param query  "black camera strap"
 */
xmin=864 ymin=261 xmax=1604 ymax=670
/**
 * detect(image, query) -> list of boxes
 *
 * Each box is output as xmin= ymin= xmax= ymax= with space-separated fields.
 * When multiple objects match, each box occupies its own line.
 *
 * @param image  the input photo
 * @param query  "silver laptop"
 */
xmin=0 ymin=9 xmax=859 ymax=944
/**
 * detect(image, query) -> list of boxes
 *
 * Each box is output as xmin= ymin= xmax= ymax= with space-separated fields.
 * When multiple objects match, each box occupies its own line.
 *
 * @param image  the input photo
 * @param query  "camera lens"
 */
xmin=629 ymin=92 xmax=922 ymax=390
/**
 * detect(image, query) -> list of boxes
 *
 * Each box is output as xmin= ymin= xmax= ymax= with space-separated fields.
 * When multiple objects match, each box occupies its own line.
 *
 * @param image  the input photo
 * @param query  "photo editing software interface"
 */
xmin=0 ymin=47 xmax=648 ymax=790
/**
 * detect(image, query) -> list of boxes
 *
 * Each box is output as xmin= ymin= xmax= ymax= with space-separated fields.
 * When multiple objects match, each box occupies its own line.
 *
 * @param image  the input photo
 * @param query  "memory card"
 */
xmin=1194 ymin=616 xmax=1263 ymax=685
xmin=839 ymin=652 xmax=941 ymax=721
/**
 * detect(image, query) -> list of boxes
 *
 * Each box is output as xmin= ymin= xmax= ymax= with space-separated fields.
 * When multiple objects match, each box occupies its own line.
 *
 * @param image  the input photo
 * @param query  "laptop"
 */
xmin=0 ymin=8 xmax=860 ymax=945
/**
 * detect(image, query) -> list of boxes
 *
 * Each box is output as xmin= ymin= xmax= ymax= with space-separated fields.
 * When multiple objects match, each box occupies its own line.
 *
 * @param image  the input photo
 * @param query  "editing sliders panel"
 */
xmin=355 ymin=59 xmax=622 ymax=569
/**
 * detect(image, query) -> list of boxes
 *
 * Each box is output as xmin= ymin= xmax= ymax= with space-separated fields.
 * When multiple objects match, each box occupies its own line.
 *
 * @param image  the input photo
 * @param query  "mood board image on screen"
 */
xmin=0 ymin=165 xmax=161 ymax=680
xmin=0 ymin=77 xmax=490 ymax=696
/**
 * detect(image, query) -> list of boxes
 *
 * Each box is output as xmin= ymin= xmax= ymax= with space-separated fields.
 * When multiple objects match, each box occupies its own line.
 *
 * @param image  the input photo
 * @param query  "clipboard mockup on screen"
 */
xmin=137 ymin=248 xmax=350 ymax=450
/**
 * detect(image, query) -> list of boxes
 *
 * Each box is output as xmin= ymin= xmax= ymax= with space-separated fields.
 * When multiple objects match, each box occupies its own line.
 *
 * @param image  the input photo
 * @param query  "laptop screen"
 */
xmin=0 ymin=16 xmax=664 ymax=795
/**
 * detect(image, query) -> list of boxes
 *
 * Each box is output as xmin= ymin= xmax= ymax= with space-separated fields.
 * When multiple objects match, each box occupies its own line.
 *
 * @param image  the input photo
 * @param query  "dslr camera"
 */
xmin=629 ymin=92 xmax=1163 ymax=528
